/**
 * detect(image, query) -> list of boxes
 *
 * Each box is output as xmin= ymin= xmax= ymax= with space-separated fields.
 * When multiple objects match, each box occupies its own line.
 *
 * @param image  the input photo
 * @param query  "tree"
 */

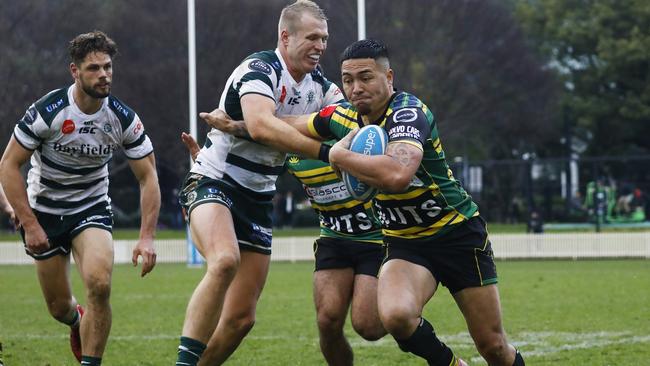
xmin=516 ymin=0 xmax=650 ymax=156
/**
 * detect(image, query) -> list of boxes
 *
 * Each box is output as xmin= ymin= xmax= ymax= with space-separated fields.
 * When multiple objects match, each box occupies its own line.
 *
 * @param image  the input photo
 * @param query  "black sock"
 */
xmin=395 ymin=318 xmax=455 ymax=366
xmin=512 ymin=349 xmax=525 ymax=366
xmin=80 ymin=355 xmax=102 ymax=365
xmin=176 ymin=336 xmax=206 ymax=366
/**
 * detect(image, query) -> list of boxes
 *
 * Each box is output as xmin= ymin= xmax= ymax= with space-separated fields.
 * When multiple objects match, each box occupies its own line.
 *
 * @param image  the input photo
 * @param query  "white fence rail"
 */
xmin=1 ymin=233 xmax=649 ymax=265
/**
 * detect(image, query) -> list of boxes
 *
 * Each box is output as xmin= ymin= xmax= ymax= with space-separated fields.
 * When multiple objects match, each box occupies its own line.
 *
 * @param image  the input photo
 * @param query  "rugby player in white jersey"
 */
xmin=175 ymin=1 xmax=345 ymax=365
xmin=0 ymin=31 xmax=160 ymax=365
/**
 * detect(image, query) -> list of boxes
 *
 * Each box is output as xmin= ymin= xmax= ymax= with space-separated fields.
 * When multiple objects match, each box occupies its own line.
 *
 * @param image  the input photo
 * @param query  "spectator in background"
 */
xmin=527 ymin=210 xmax=544 ymax=233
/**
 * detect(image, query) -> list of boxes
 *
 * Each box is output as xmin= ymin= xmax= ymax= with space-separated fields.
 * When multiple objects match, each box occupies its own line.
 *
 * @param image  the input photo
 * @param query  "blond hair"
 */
xmin=278 ymin=0 xmax=327 ymax=35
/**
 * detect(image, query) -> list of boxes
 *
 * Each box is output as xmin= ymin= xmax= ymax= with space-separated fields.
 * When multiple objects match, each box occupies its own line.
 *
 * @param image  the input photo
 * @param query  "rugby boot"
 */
xmin=69 ymin=304 xmax=84 ymax=362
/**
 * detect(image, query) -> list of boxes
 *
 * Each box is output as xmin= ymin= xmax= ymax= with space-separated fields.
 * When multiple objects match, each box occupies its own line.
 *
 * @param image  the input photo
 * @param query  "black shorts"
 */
xmin=383 ymin=216 xmax=498 ymax=293
xmin=313 ymin=236 xmax=384 ymax=277
xmin=179 ymin=173 xmax=274 ymax=255
xmin=20 ymin=202 xmax=113 ymax=260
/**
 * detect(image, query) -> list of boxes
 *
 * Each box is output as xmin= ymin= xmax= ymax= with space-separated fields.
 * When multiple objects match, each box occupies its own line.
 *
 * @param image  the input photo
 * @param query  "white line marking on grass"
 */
xmin=8 ymin=330 xmax=650 ymax=362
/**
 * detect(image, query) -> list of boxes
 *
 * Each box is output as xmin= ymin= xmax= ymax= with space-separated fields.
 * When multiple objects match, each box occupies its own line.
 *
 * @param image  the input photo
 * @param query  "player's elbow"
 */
xmin=246 ymin=118 xmax=272 ymax=143
xmin=382 ymin=172 xmax=412 ymax=193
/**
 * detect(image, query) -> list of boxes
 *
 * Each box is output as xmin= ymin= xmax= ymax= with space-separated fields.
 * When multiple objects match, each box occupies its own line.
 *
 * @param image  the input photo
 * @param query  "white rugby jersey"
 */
xmin=191 ymin=49 xmax=344 ymax=195
xmin=13 ymin=85 xmax=153 ymax=215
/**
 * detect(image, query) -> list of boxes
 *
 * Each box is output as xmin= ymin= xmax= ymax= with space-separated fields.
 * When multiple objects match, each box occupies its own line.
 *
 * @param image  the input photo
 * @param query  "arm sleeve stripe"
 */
xmin=307 ymin=113 xmax=322 ymax=138
xmin=239 ymin=91 xmax=276 ymax=102
xmin=12 ymin=132 xmax=37 ymax=151
xmin=17 ymin=123 xmax=42 ymax=142
xmin=239 ymin=72 xmax=274 ymax=94
xmin=123 ymin=134 xmax=147 ymax=150
xmin=125 ymin=149 xmax=154 ymax=160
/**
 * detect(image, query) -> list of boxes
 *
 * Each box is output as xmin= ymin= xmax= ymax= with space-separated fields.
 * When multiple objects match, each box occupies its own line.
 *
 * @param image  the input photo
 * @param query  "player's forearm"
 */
xmin=137 ymin=172 xmax=160 ymax=241
xmin=247 ymin=115 xmax=321 ymax=158
xmin=0 ymin=163 xmax=37 ymax=227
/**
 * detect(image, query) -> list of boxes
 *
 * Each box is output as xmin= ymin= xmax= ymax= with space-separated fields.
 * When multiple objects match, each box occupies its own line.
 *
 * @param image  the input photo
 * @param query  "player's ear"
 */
xmin=386 ymin=68 xmax=394 ymax=88
xmin=70 ymin=62 xmax=79 ymax=80
xmin=280 ymin=28 xmax=290 ymax=47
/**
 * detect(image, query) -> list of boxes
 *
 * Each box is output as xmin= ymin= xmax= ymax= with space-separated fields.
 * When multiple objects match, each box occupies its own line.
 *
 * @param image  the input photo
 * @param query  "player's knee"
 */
xmin=86 ymin=275 xmax=111 ymax=303
xmin=351 ymin=315 xmax=385 ymax=341
xmin=47 ymin=298 xmax=74 ymax=321
xmin=474 ymin=334 xmax=510 ymax=363
xmin=206 ymin=251 xmax=240 ymax=280
xmin=378 ymin=303 xmax=418 ymax=337
xmin=225 ymin=312 xmax=256 ymax=336
xmin=317 ymin=309 xmax=346 ymax=333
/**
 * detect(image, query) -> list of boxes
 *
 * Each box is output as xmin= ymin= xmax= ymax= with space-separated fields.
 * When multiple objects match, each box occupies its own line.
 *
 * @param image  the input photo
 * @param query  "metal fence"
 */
xmin=448 ymin=154 xmax=650 ymax=226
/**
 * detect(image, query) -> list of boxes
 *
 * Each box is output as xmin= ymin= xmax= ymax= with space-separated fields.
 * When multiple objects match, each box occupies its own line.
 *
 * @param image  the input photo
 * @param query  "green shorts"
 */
xmin=20 ymin=202 xmax=113 ymax=260
xmin=313 ymin=237 xmax=384 ymax=277
xmin=383 ymin=216 xmax=498 ymax=293
xmin=179 ymin=173 xmax=274 ymax=255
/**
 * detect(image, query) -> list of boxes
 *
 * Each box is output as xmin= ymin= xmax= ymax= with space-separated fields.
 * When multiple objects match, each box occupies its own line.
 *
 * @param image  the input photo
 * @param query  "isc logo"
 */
xmin=79 ymin=126 xmax=97 ymax=134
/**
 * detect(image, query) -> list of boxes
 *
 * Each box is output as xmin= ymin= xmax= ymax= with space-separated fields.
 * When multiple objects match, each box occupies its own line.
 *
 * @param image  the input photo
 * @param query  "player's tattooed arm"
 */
xmin=199 ymin=108 xmax=251 ymax=139
xmin=386 ymin=142 xmax=421 ymax=169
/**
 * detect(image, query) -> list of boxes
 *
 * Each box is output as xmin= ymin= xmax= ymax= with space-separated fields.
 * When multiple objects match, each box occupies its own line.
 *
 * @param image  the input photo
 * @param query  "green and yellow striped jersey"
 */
xmin=307 ymin=92 xmax=479 ymax=241
xmin=286 ymin=154 xmax=382 ymax=244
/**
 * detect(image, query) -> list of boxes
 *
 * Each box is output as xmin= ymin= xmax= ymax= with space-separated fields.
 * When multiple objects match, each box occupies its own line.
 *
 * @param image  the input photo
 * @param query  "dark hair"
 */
xmin=69 ymin=31 xmax=118 ymax=64
xmin=339 ymin=39 xmax=389 ymax=64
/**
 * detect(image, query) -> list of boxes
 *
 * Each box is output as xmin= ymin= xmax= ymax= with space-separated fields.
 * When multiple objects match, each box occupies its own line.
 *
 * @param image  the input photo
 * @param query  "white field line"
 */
xmin=4 ymin=330 xmax=649 ymax=361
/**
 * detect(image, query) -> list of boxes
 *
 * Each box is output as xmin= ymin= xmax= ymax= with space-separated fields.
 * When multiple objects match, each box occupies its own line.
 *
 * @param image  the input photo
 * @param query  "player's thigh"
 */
xmin=35 ymin=254 xmax=73 ymax=304
xmin=452 ymin=284 xmax=506 ymax=340
xmin=350 ymin=274 xmax=379 ymax=314
xmin=313 ymin=268 xmax=355 ymax=316
xmin=377 ymin=259 xmax=437 ymax=315
xmin=71 ymin=228 xmax=114 ymax=288
xmin=220 ymin=250 xmax=270 ymax=318
xmin=189 ymin=203 xmax=238 ymax=260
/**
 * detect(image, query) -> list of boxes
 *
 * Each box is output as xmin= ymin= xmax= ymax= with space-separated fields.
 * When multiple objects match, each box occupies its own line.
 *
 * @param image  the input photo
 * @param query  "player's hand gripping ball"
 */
xmin=341 ymin=124 xmax=388 ymax=202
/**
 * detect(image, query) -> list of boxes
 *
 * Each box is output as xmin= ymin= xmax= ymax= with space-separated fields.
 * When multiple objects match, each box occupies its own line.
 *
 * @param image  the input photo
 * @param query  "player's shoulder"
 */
xmin=389 ymin=91 xmax=434 ymax=122
xmin=107 ymin=94 xmax=136 ymax=130
xmin=242 ymin=50 xmax=282 ymax=75
xmin=33 ymin=87 xmax=70 ymax=127
xmin=309 ymin=65 xmax=332 ymax=86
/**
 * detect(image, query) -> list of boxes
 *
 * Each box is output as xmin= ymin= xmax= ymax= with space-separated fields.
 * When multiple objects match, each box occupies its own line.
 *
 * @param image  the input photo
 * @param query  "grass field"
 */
xmin=1 ymin=260 xmax=649 ymax=365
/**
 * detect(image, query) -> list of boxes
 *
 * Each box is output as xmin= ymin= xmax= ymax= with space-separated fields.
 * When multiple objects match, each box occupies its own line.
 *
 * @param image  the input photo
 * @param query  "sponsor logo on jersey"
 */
xmin=20 ymin=106 xmax=38 ymax=125
xmin=393 ymin=108 xmax=418 ymax=123
xmin=78 ymin=126 xmax=97 ymax=134
xmin=304 ymin=181 xmax=349 ymax=203
xmin=388 ymin=125 xmax=422 ymax=140
xmin=186 ymin=191 xmax=197 ymax=205
xmin=83 ymin=120 xmax=94 ymax=126
xmin=133 ymin=121 xmax=143 ymax=135
xmin=279 ymin=86 xmax=287 ymax=103
xmin=61 ymin=119 xmax=75 ymax=134
xmin=103 ymin=123 xmax=112 ymax=133
xmin=248 ymin=59 xmax=272 ymax=75
xmin=45 ymin=98 xmax=65 ymax=113
xmin=111 ymin=100 xmax=130 ymax=118
xmin=53 ymin=143 xmax=117 ymax=156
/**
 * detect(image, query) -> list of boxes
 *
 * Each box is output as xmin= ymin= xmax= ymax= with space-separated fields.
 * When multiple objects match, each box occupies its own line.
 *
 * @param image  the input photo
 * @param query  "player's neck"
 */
xmin=73 ymin=84 xmax=103 ymax=114
xmin=361 ymin=100 xmax=391 ymax=125
xmin=278 ymin=47 xmax=307 ymax=83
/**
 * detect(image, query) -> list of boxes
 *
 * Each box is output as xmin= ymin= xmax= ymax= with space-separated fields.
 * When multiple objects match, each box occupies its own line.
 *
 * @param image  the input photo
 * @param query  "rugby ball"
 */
xmin=341 ymin=125 xmax=388 ymax=202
